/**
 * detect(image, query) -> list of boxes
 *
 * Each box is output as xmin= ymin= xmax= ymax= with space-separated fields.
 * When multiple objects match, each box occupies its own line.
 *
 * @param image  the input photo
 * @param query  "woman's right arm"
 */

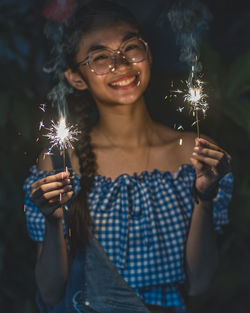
xmin=30 ymin=167 xmax=73 ymax=308
xmin=35 ymin=217 xmax=69 ymax=308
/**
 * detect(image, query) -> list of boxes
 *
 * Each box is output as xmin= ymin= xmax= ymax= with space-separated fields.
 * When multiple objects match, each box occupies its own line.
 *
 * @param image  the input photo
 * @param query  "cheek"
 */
xmin=140 ymin=62 xmax=151 ymax=88
xmin=86 ymin=76 xmax=110 ymax=101
xmin=81 ymin=71 xmax=103 ymax=92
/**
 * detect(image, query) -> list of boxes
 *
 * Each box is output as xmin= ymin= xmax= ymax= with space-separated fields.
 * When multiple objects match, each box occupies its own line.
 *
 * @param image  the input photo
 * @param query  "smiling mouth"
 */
xmin=109 ymin=74 xmax=139 ymax=89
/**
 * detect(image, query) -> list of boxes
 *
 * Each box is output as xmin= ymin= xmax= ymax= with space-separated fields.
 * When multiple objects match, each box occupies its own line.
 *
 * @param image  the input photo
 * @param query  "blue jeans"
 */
xmin=42 ymin=235 xmax=151 ymax=313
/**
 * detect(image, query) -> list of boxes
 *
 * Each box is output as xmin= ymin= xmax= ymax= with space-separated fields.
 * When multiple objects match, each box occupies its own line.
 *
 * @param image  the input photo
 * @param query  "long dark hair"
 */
xmin=61 ymin=0 xmax=141 ymax=253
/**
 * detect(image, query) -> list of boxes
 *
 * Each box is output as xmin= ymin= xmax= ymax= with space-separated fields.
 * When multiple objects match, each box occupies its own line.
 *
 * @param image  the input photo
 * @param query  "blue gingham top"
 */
xmin=23 ymin=164 xmax=233 ymax=313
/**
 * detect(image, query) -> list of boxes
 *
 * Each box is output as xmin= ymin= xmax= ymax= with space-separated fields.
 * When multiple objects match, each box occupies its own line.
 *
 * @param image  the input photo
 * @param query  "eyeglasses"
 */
xmin=76 ymin=37 xmax=148 ymax=75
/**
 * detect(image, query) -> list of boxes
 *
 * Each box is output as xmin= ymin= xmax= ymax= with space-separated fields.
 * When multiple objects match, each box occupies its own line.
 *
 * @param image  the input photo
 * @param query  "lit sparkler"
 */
xmin=44 ymin=116 xmax=81 ymax=169
xmin=169 ymin=59 xmax=209 ymax=138
xmin=184 ymin=78 xmax=208 ymax=138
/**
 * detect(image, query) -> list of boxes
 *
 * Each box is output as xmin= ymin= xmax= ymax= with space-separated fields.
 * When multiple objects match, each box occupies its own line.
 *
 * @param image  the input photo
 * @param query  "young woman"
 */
xmin=23 ymin=1 xmax=233 ymax=313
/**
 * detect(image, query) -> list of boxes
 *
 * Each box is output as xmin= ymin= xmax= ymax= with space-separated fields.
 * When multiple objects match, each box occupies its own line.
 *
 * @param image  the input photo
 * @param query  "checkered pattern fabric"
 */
xmin=23 ymin=164 xmax=233 ymax=312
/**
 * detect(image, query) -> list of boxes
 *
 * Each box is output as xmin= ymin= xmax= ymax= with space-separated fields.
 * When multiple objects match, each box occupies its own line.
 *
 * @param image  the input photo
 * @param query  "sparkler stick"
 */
xmin=195 ymin=111 xmax=200 ymax=138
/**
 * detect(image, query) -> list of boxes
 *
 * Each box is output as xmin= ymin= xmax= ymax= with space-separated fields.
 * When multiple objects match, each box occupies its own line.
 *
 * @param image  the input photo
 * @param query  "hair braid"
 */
xmin=67 ymin=91 xmax=97 ymax=253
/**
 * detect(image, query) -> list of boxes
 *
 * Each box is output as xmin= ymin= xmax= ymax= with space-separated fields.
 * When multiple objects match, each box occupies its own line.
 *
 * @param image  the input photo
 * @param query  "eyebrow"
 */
xmin=87 ymin=31 xmax=139 ymax=54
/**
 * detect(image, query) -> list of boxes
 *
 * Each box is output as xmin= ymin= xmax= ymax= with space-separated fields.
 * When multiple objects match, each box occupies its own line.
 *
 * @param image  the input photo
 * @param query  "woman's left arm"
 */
xmin=185 ymin=137 xmax=232 ymax=295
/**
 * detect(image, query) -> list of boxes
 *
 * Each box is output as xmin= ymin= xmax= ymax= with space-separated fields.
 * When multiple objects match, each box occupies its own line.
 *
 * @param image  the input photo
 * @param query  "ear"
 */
xmin=64 ymin=69 xmax=88 ymax=91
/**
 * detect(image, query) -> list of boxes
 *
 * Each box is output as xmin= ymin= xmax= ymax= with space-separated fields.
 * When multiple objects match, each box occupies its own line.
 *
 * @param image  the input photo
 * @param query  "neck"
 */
xmin=95 ymin=97 xmax=153 ymax=148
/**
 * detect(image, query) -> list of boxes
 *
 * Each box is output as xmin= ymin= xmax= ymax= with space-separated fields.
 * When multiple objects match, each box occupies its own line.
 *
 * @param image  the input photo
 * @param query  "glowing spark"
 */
xmin=179 ymin=138 xmax=183 ymax=145
xmin=170 ymin=79 xmax=208 ymax=117
xmin=177 ymin=125 xmax=184 ymax=131
xmin=39 ymin=121 xmax=45 ymax=130
xmin=177 ymin=106 xmax=184 ymax=112
xmin=44 ymin=117 xmax=81 ymax=155
xmin=184 ymin=79 xmax=208 ymax=117
xmin=186 ymin=87 xmax=201 ymax=103
xmin=39 ymin=104 xmax=46 ymax=112
xmin=174 ymin=89 xmax=183 ymax=94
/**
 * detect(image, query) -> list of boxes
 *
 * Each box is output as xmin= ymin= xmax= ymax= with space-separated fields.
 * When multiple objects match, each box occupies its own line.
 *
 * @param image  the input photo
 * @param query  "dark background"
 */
xmin=0 ymin=0 xmax=250 ymax=312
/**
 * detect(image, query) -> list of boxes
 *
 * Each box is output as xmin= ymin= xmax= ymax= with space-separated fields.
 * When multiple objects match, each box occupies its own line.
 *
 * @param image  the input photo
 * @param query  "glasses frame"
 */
xmin=75 ymin=37 xmax=149 ymax=75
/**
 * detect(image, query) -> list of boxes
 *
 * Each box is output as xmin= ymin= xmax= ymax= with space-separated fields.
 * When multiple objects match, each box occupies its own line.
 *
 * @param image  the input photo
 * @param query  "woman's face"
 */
xmin=74 ymin=22 xmax=152 ymax=108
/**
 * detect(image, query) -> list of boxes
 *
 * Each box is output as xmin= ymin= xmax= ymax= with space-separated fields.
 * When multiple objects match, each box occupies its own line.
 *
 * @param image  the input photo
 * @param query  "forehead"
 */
xmin=77 ymin=23 xmax=139 ymax=55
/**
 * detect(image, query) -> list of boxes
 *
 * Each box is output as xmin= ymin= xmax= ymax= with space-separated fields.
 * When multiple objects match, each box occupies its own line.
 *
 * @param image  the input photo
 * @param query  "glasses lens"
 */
xmin=122 ymin=38 xmax=147 ymax=63
xmin=89 ymin=50 xmax=112 ymax=75
xmin=88 ymin=38 xmax=148 ymax=75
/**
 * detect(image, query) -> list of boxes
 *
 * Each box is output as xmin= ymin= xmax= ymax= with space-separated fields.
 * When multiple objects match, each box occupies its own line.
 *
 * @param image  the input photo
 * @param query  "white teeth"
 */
xmin=111 ymin=76 xmax=136 ymax=87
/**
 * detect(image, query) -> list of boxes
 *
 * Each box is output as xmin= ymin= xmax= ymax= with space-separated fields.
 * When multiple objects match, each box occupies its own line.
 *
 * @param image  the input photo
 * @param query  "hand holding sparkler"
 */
xmin=191 ymin=138 xmax=232 ymax=201
xmin=29 ymin=171 xmax=73 ymax=218
xmin=35 ymin=108 xmax=81 ymax=218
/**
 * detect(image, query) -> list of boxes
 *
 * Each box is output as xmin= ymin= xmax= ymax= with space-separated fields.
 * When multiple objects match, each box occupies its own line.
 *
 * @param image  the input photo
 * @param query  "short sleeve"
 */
xmin=212 ymin=172 xmax=234 ymax=233
xmin=23 ymin=166 xmax=54 ymax=242
xmin=176 ymin=165 xmax=234 ymax=234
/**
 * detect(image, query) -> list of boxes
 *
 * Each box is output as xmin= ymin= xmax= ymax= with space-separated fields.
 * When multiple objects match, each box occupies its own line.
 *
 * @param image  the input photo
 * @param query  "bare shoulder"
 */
xmin=153 ymin=123 xmax=199 ymax=167
xmin=179 ymin=131 xmax=197 ymax=164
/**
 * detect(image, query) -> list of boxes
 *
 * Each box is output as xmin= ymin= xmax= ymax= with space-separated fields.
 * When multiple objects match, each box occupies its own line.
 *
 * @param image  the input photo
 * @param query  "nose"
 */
xmin=110 ymin=51 xmax=131 ymax=73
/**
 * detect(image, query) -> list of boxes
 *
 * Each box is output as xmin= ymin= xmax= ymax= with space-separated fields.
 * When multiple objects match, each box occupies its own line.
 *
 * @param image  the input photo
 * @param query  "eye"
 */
xmin=92 ymin=54 xmax=109 ymax=62
xmin=124 ymin=44 xmax=139 ymax=52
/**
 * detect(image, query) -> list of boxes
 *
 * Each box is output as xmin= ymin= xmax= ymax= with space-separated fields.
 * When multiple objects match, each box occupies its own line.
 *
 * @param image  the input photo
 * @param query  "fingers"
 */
xmin=31 ymin=180 xmax=72 ymax=200
xmin=192 ymin=138 xmax=232 ymax=175
xmin=190 ymin=157 xmax=203 ymax=171
xmin=196 ymin=138 xmax=232 ymax=161
xmin=195 ymin=138 xmax=220 ymax=151
xmin=194 ymin=144 xmax=224 ymax=160
xmin=37 ymin=185 xmax=73 ymax=201
xmin=29 ymin=171 xmax=73 ymax=215
xmin=192 ymin=152 xmax=220 ymax=169
xmin=33 ymin=190 xmax=74 ymax=217
xmin=31 ymin=172 xmax=70 ymax=190
xmin=37 ymin=191 xmax=74 ymax=207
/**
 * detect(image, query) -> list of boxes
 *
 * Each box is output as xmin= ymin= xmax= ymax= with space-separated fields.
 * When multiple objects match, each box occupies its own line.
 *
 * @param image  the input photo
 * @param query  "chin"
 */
xmin=112 ymin=94 xmax=143 ymax=106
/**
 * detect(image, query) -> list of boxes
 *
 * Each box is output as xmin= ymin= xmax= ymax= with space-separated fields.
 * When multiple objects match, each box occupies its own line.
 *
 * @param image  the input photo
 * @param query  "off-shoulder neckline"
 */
xmin=30 ymin=163 xmax=195 ymax=183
